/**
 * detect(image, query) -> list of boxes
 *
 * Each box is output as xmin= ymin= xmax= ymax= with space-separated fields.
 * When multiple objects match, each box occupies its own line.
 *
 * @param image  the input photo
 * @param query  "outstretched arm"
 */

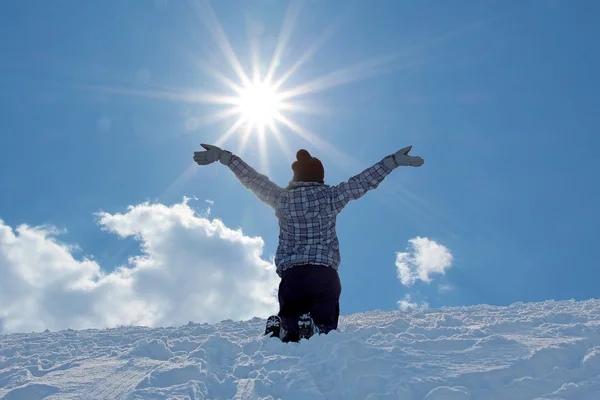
xmin=194 ymin=144 xmax=283 ymax=208
xmin=227 ymin=154 xmax=283 ymax=208
xmin=329 ymin=145 xmax=424 ymax=213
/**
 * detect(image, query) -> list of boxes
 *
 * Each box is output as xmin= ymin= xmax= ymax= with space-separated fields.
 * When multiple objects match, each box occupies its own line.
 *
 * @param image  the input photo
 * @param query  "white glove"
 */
xmin=193 ymin=144 xmax=232 ymax=166
xmin=383 ymin=145 xmax=424 ymax=169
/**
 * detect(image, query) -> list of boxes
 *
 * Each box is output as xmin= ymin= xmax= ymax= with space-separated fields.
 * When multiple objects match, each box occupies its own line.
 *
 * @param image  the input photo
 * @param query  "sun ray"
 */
xmin=191 ymin=0 xmax=251 ymax=87
xmin=278 ymin=53 xmax=400 ymax=100
xmin=264 ymin=0 xmax=304 ymax=85
xmin=180 ymin=106 xmax=243 ymax=136
xmin=278 ymin=101 xmax=332 ymax=116
xmin=273 ymin=5 xmax=360 ymax=90
xmin=271 ymin=29 xmax=335 ymax=92
xmin=268 ymin=120 xmax=294 ymax=161
xmin=394 ymin=184 xmax=472 ymax=235
xmin=411 ymin=16 xmax=499 ymax=52
xmin=237 ymin=122 xmax=255 ymax=155
xmin=79 ymin=84 xmax=240 ymax=106
xmin=257 ymin=125 xmax=269 ymax=174
xmin=247 ymin=24 xmax=262 ymax=83
xmin=275 ymin=17 xmax=496 ymax=102
xmin=198 ymin=61 xmax=244 ymax=94
xmin=274 ymin=113 xmax=355 ymax=169
xmin=271 ymin=7 xmax=353 ymax=92
xmin=215 ymin=115 xmax=247 ymax=147
xmin=189 ymin=106 xmax=242 ymax=130
xmin=157 ymin=162 xmax=199 ymax=204
xmin=377 ymin=184 xmax=474 ymax=243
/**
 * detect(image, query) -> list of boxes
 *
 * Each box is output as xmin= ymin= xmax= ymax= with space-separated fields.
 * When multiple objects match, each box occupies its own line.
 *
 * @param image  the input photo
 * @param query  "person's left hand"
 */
xmin=392 ymin=145 xmax=424 ymax=167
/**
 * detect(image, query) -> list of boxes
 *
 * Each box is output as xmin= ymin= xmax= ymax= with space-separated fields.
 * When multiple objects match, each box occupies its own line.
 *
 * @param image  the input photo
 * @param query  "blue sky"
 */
xmin=1 ymin=0 xmax=599 ymax=332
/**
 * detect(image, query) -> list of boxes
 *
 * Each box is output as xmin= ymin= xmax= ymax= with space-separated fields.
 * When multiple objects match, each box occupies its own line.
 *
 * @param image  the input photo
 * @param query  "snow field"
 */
xmin=1 ymin=299 xmax=600 ymax=399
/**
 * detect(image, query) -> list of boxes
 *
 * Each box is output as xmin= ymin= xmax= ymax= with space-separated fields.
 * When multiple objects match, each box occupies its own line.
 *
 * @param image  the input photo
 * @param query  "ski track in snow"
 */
xmin=1 ymin=299 xmax=600 ymax=399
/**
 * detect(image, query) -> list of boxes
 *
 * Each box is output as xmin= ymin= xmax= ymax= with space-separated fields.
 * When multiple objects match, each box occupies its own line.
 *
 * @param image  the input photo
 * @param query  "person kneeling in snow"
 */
xmin=193 ymin=144 xmax=424 ymax=342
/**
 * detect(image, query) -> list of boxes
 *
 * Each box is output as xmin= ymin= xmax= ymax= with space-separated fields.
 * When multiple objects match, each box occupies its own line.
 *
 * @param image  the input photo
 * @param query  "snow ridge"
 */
xmin=1 ymin=299 xmax=600 ymax=399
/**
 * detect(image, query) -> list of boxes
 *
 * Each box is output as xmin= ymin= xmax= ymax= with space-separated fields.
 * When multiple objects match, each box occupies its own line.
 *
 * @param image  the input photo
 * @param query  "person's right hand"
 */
xmin=193 ymin=144 xmax=232 ymax=166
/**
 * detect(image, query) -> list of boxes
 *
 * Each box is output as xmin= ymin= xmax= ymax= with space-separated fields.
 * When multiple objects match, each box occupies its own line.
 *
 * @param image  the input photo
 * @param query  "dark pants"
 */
xmin=277 ymin=264 xmax=342 ymax=342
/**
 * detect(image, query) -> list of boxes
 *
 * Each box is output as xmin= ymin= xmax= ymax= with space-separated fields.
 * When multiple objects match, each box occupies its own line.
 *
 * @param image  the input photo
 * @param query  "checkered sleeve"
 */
xmin=228 ymin=155 xmax=283 ymax=208
xmin=329 ymin=158 xmax=394 ymax=213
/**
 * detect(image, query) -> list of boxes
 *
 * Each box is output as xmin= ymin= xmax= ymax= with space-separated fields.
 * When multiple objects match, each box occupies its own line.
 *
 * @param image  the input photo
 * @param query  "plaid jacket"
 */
xmin=228 ymin=155 xmax=394 ymax=276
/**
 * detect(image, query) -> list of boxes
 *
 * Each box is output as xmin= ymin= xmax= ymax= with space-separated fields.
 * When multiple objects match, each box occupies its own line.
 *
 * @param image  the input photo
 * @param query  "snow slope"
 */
xmin=1 ymin=299 xmax=600 ymax=399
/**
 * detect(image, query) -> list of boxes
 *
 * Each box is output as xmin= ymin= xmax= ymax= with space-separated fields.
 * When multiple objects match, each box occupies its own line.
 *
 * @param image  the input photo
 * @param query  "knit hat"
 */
xmin=291 ymin=149 xmax=324 ymax=184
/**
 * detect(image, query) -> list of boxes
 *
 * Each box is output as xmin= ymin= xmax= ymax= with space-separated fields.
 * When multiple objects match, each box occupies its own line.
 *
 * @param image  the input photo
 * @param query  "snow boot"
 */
xmin=298 ymin=313 xmax=320 ymax=340
xmin=264 ymin=315 xmax=284 ymax=339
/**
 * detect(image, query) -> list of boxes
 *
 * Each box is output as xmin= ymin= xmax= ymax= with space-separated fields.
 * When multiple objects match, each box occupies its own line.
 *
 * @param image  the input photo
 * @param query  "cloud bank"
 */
xmin=396 ymin=237 xmax=453 ymax=287
xmin=0 ymin=199 xmax=279 ymax=334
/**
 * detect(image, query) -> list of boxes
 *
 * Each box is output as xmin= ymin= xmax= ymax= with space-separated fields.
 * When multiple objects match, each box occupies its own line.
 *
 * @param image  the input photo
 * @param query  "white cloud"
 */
xmin=438 ymin=283 xmax=454 ymax=293
xmin=397 ymin=294 xmax=428 ymax=311
xmin=396 ymin=237 xmax=453 ymax=287
xmin=204 ymin=199 xmax=215 ymax=216
xmin=0 ymin=199 xmax=279 ymax=334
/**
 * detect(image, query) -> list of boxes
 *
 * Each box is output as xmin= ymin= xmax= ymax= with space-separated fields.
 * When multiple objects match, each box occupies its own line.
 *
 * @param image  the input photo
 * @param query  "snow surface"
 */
xmin=2 ymin=299 xmax=600 ymax=399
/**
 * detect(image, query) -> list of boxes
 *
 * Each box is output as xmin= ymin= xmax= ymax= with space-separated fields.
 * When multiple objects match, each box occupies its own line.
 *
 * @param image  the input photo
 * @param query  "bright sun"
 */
xmin=236 ymin=81 xmax=281 ymax=129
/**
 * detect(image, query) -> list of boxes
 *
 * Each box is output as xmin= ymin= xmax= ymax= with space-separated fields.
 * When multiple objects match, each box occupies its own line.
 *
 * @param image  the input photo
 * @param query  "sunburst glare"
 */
xmin=186 ymin=0 xmax=405 ymax=167
xmin=235 ymin=80 xmax=282 ymax=131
